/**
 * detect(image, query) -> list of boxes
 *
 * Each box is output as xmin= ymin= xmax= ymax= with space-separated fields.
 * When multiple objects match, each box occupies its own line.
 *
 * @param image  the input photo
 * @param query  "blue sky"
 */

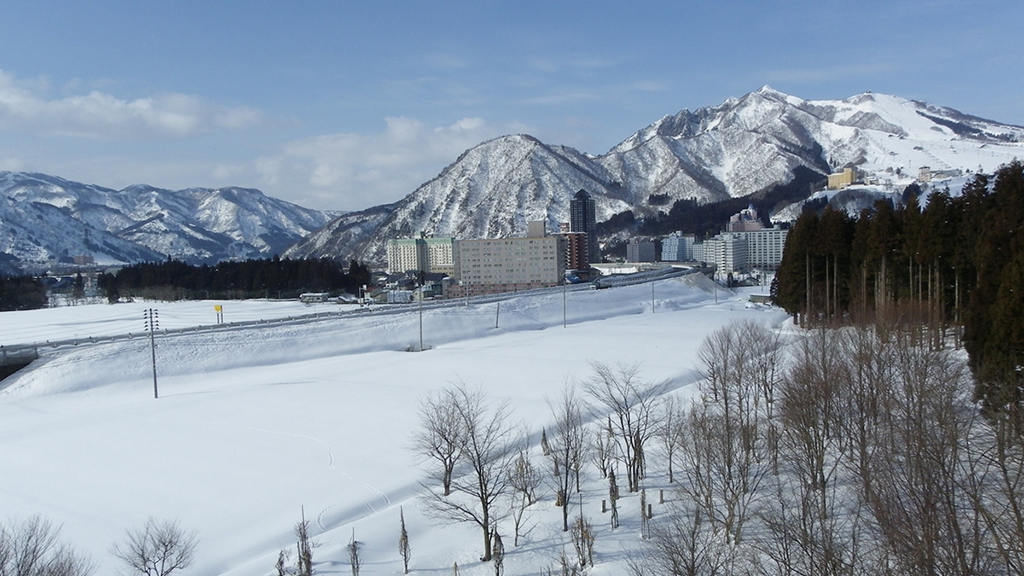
xmin=0 ymin=1 xmax=1020 ymax=211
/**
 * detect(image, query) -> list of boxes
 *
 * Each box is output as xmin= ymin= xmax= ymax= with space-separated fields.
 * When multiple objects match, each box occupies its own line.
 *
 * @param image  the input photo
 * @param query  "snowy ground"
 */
xmin=0 ymin=276 xmax=788 ymax=575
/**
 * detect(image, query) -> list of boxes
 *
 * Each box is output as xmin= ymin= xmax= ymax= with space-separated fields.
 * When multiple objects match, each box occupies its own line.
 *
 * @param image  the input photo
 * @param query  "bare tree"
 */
xmin=743 ymin=320 xmax=785 ymax=474
xmin=658 ymin=394 xmax=687 ymax=484
xmin=0 ymin=516 xmax=94 ymax=576
xmin=679 ymin=322 xmax=772 ymax=546
xmin=507 ymin=448 xmax=542 ymax=546
xmin=590 ymin=419 xmax=615 ymax=479
xmin=628 ymin=499 xmax=732 ymax=576
xmin=412 ymin=388 xmax=466 ymax=496
xmin=548 ymin=385 xmax=588 ymax=532
xmin=569 ymin=515 xmax=595 ymax=569
xmin=585 ymin=363 xmax=666 ymax=493
xmin=420 ymin=384 xmax=518 ymax=562
xmin=976 ymin=412 xmax=1024 ymax=574
xmin=863 ymin=331 xmax=993 ymax=575
xmin=274 ymin=549 xmax=290 ymax=576
xmin=756 ymin=326 xmax=858 ymax=576
xmin=110 ymin=518 xmax=197 ymax=576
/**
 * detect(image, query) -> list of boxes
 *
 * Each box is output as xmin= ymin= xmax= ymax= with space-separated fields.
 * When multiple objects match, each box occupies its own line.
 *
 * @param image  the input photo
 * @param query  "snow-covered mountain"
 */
xmin=284 ymin=202 xmax=396 ymax=262
xmin=5 ymin=88 xmax=1021 ymax=270
xmin=316 ymin=134 xmax=636 ymax=265
xmin=0 ymin=172 xmax=335 ymax=269
xmin=309 ymin=87 xmax=1024 ymax=265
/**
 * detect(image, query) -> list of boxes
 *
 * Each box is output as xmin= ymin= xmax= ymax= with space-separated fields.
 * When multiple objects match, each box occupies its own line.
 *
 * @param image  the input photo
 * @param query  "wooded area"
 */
xmin=99 ymin=256 xmax=372 ymax=301
xmin=772 ymin=161 xmax=1024 ymax=423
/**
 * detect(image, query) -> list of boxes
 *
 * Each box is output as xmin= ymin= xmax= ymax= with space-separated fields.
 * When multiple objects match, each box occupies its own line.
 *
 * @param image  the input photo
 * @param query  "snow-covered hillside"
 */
xmin=606 ymin=87 xmax=1023 ymax=208
xmin=0 ymin=172 xmax=335 ymax=269
xmin=0 ymin=276 xmax=786 ymax=576
xmin=336 ymin=134 xmax=634 ymax=265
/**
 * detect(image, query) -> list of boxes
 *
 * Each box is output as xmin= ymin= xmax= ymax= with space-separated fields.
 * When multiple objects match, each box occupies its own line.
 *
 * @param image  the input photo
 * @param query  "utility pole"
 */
xmin=144 ymin=308 xmax=159 ymax=398
xmin=563 ymin=283 xmax=567 ymax=328
xmin=418 ymin=285 xmax=424 ymax=352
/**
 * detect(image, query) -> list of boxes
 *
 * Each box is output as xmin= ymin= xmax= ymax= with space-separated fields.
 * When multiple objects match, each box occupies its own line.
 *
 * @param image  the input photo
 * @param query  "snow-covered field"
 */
xmin=0 ymin=277 xmax=788 ymax=575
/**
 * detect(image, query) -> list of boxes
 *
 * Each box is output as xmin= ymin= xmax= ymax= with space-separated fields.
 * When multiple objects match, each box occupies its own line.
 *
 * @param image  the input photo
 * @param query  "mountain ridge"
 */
xmin=3 ymin=88 xmax=1022 ymax=271
xmin=0 ymin=172 xmax=335 ymax=271
xmin=299 ymin=87 xmax=1024 ymax=264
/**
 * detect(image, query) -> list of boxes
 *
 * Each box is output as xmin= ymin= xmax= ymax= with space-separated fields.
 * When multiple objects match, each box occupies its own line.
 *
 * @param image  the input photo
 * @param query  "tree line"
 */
xmin=771 ymin=161 xmax=1024 ymax=424
xmin=0 ymin=274 xmax=47 ymax=311
xmin=99 ymin=256 xmax=372 ymax=302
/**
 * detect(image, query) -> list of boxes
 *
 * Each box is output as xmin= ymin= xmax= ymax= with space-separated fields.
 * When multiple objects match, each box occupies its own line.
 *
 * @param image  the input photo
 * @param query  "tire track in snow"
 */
xmin=242 ymin=425 xmax=393 ymax=532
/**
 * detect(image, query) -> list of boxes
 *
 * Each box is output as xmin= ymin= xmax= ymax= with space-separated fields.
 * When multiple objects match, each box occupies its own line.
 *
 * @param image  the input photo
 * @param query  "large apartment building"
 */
xmin=625 ymin=238 xmax=656 ymax=263
xmin=662 ymin=232 xmax=698 ymax=262
xmin=386 ymin=234 xmax=455 ymax=275
xmin=451 ymin=222 xmax=567 ymax=296
xmin=703 ymin=226 xmax=789 ymax=276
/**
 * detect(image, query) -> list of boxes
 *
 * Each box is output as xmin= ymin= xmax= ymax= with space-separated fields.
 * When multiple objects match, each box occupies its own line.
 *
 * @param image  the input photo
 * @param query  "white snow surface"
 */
xmin=0 ymin=277 xmax=788 ymax=575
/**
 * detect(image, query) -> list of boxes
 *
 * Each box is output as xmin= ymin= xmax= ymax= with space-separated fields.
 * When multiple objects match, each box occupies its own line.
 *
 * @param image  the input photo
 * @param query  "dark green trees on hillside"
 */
xmin=772 ymin=161 xmax=1024 ymax=422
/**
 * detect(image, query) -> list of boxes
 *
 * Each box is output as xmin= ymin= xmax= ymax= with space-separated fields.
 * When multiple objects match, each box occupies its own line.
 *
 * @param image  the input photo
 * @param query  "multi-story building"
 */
xmin=692 ymin=241 xmax=705 ymax=264
xmin=625 ymin=238 xmax=656 ymax=263
xmin=386 ymin=234 xmax=455 ymax=275
xmin=661 ymin=232 xmax=697 ymax=261
xmin=560 ymin=232 xmax=589 ymax=271
xmin=726 ymin=205 xmax=764 ymax=232
xmin=386 ymin=237 xmax=426 ymax=274
xmin=451 ymin=222 xmax=567 ymax=296
xmin=703 ymin=226 xmax=789 ymax=276
xmin=703 ymin=233 xmax=748 ymax=277
xmin=423 ymin=237 xmax=455 ymax=275
xmin=570 ymin=189 xmax=599 ymax=265
xmin=744 ymin=226 xmax=788 ymax=270
xmin=827 ymin=167 xmax=858 ymax=190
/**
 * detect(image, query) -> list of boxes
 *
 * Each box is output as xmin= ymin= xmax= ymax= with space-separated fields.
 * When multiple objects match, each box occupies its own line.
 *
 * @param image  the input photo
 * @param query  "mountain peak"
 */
xmin=755 ymin=84 xmax=784 ymax=97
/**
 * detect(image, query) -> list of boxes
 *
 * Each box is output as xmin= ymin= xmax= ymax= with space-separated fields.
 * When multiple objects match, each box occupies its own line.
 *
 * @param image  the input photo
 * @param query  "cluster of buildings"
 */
xmin=383 ymin=192 xmax=789 ymax=300
xmin=384 ymin=190 xmax=600 ymax=298
xmin=624 ymin=206 xmax=788 ymax=282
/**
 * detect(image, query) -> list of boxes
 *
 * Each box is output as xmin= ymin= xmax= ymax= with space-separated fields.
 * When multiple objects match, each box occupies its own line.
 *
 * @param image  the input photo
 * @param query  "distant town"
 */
xmin=381 ymin=188 xmax=788 ymax=303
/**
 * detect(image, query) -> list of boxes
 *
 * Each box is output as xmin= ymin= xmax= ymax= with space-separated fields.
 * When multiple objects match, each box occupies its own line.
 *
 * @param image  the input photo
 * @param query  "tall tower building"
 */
xmin=569 ymin=189 xmax=598 ymax=264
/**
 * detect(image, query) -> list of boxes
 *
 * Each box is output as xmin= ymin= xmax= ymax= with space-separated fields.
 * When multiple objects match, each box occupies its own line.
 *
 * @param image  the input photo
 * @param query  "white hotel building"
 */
xmin=701 ymin=225 xmax=788 ymax=277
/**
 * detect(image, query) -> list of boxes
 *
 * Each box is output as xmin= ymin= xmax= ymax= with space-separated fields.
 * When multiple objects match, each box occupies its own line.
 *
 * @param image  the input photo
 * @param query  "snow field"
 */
xmin=0 ymin=276 xmax=787 ymax=575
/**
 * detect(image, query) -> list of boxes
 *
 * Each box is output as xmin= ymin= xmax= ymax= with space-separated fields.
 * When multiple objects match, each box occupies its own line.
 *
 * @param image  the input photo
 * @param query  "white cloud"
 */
xmin=258 ymin=116 xmax=520 ymax=209
xmin=0 ymin=69 xmax=262 ymax=140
